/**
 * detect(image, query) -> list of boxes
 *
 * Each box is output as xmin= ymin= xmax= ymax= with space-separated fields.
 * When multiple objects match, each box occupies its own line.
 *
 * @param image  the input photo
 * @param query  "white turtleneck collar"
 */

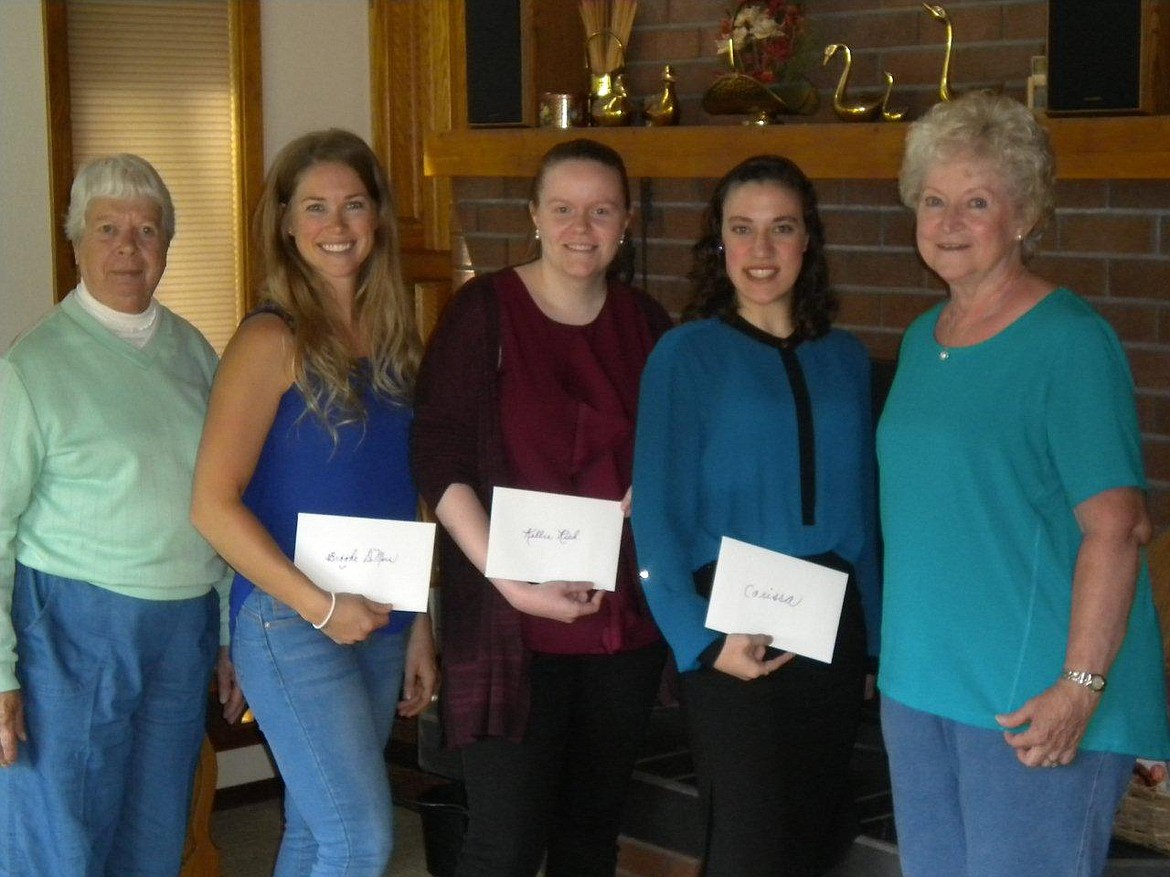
xmin=74 ymin=280 xmax=162 ymax=349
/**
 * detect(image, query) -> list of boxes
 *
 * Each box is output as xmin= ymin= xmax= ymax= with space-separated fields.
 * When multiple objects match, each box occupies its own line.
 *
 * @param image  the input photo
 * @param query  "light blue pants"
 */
xmin=0 ymin=564 xmax=218 ymax=877
xmin=232 ymin=589 xmax=407 ymax=877
xmin=882 ymin=695 xmax=1134 ymax=877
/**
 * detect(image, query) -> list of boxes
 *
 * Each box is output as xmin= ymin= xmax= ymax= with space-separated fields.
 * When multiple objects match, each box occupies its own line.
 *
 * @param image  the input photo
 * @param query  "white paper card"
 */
xmin=293 ymin=513 xmax=436 ymax=611
xmin=704 ymin=537 xmax=848 ymax=663
xmin=484 ymin=487 xmax=624 ymax=591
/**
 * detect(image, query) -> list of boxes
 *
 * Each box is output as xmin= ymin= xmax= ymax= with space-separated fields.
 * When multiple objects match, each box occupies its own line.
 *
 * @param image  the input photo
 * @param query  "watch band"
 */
xmin=1062 ymin=669 xmax=1107 ymax=692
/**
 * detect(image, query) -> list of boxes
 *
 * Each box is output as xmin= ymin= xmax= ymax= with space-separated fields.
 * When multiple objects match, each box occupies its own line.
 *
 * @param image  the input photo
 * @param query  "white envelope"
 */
xmin=292 ymin=513 xmax=436 ymax=611
xmin=704 ymin=536 xmax=848 ymax=663
xmin=484 ymin=487 xmax=624 ymax=591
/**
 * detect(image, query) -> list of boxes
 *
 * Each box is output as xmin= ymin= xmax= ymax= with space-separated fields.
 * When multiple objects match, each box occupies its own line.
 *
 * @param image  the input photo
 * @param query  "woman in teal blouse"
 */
xmin=633 ymin=155 xmax=880 ymax=876
xmin=878 ymin=91 xmax=1170 ymax=877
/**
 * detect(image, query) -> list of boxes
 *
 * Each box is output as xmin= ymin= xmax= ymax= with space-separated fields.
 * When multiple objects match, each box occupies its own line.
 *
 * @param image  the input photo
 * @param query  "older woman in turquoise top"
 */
xmin=0 ymin=154 xmax=238 ymax=876
xmin=878 ymin=92 xmax=1170 ymax=877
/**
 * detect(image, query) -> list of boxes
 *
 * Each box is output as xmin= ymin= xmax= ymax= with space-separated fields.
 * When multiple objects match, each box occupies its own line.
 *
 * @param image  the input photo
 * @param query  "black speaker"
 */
xmin=465 ymin=0 xmax=525 ymax=126
xmin=1047 ymin=1 xmax=1170 ymax=115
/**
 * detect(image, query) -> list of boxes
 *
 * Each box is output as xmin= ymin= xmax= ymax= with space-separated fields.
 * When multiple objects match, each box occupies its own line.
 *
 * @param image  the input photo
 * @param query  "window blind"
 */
xmin=67 ymin=0 xmax=243 ymax=351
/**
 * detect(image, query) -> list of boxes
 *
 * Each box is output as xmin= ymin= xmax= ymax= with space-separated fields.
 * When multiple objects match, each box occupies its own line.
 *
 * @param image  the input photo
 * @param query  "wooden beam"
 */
xmin=425 ymin=116 xmax=1170 ymax=180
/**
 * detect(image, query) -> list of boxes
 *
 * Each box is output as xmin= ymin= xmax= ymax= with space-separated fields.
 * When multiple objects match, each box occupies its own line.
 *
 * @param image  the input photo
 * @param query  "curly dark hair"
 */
xmin=684 ymin=155 xmax=837 ymax=339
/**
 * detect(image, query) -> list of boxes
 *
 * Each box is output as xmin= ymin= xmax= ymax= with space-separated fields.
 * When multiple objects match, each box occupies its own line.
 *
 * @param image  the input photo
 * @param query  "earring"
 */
xmin=716 ymin=242 xmax=725 ymax=255
xmin=533 ymin=227 xmax=541 ymax=241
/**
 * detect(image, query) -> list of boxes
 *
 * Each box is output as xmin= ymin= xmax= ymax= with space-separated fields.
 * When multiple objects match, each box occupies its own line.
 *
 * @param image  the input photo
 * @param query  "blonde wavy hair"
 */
xmin=254 ymin=129 xmax=420 ymax=435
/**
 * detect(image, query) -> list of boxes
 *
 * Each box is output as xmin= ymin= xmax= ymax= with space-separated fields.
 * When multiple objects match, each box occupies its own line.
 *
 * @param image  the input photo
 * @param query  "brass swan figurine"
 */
xmin=879 ymin=71 xmax=908 ymax=122
xmin=823 ymin=43 xmax=882 ymax=121
xmin=922 ymin=3 xmax=958 ymax=101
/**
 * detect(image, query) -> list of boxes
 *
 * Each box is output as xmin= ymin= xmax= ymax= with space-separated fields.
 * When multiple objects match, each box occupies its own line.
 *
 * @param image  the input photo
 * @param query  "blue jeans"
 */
xmin=881 ymin=696 xmax=1134 ymax=877
xmin=232 ymin=589 xmax=407 ymax=877
xmin=0 ymin=564 xmax=218 ymax=877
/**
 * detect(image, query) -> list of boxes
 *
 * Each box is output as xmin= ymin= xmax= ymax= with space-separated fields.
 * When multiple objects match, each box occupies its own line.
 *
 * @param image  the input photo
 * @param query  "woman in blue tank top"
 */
xmin=192 ymin=129 xmax=437 ymax=877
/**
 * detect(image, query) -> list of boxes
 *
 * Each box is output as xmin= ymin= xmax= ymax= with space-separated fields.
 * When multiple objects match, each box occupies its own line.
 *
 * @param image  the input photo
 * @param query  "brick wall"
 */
xmin=450 ymin=1 xmax=1170 ymax=529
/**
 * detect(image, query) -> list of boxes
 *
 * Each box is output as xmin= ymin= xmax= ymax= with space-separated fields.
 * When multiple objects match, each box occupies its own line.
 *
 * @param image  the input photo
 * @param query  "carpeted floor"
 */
xmin=211 ymin=798 xmax=432 ymax=877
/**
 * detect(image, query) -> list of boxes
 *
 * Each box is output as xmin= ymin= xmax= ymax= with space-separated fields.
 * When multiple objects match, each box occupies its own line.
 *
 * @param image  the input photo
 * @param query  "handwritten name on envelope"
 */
xmin=293 ymin=513 xmax=436 ymax=611
xmin=704 ymin=537 xmax=847 ymax=663
xmin=484 ymin=487 xmax=623 ymax=591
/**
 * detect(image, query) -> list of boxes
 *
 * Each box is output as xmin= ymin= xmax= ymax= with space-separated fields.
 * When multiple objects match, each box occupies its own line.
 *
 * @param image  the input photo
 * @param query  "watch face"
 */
xmin=1066 ymin=670 xmax=1105 ymax=691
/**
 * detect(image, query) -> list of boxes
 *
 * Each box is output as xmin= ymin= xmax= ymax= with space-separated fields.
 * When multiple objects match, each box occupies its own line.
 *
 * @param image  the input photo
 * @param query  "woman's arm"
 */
xmin=397 ymin=612 xmax=439 ymax=717
xmin=433 ymin=483 xmax=601 ymax=622
xmin=996 ymin=486 xmax=1151 ymax=766
xmin=632 ymin=334 xmax=728 ymax=672
xmin=0 ymin=361 xmax=43 ymax=762
xmin=190 ymin=315 xmax=389 ymax=644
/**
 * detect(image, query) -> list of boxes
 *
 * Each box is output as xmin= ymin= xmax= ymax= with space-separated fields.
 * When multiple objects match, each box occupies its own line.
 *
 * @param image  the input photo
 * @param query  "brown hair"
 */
xmin=253 ymin=129 xmax=420 ymax=434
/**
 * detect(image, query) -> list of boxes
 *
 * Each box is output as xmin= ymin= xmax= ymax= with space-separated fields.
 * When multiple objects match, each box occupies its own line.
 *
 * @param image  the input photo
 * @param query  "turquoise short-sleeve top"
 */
xmin=877 ymin=288 xmax=1169 ymax=756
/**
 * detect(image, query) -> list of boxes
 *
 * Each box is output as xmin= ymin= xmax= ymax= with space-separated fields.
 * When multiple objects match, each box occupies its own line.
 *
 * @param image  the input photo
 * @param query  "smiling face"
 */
xmin=74 ymin=196 xmax=168 ymax=314
xmin=721 ymin=180 xmax=809 ymax=333
xmin=286 ymin=161 xmax=378 ymax=295
xmin=530 ymin=158 xmax=628 ymax=284
xmin=915 ymin=155 xmax=1026 ymax=292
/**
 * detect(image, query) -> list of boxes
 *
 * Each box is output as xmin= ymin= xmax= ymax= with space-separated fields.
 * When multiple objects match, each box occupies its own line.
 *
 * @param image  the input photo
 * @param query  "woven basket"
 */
xmin=1113 ymin=777 xmax=1170 ymax=855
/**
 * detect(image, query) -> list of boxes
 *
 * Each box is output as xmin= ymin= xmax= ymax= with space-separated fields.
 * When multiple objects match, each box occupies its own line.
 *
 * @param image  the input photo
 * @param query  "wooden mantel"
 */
xmin=425 ymin=115 xmax=1170 ymax=180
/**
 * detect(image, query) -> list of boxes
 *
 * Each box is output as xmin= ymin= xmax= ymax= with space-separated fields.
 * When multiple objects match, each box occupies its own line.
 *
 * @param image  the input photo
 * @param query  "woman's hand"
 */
xmin=0 ymin=689 xmax=26 ymax=767
xmin=496 ymin=579 xmax=604 ymax=623
xmin=319 ymin=593 xmax=392 ymax=645
xmin=714 ymin=634 xmax=795 ymax=681
xmin=398 ymin=614 xmax=439 ymax=718
xmin=996 ymin=680 xmax=1099 ymax=767
xmin=216 ymin=647 xmax=247 ymax=724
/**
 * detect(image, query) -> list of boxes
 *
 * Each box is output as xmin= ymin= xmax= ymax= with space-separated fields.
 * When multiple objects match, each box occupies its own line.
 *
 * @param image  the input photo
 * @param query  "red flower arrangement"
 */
xmin=718 ymin=1 xmax=811 ymax=85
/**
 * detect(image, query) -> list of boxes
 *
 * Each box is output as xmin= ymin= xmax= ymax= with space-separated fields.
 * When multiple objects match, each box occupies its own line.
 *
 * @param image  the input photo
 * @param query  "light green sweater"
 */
xmin=0 ymin=293 xmax=231 ymax=692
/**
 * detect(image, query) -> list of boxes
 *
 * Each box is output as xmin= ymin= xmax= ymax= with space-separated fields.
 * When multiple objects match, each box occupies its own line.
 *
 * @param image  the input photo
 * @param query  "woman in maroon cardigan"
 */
xmin=411 ymin=139 xmax=670 ymax=877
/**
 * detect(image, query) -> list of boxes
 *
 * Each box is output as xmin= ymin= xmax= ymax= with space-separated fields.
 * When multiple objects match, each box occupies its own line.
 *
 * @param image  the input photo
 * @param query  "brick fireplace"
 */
xmin=442 ymin=0 xmax=1170 ymax=529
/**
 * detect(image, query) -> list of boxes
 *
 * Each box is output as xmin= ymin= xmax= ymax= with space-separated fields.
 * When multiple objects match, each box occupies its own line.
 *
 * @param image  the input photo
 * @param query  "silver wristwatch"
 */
xmin=1062 ymin=669 xmax=1107 ymax=692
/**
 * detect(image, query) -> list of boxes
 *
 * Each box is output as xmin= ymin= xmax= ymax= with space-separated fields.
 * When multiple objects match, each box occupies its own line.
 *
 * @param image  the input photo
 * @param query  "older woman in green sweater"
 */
xmin=0 ymin=154 xmax=239 ymax=876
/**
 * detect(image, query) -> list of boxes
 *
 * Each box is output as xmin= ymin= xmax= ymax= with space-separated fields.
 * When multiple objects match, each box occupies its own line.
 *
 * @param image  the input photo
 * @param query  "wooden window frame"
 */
xmin=42 ymin=0 xmax=265 ymax=310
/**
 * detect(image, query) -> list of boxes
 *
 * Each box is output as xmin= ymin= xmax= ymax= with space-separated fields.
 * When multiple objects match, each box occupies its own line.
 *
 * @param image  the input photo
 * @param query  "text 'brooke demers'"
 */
xmin=325 ymin=548 xmax=399 ymax=570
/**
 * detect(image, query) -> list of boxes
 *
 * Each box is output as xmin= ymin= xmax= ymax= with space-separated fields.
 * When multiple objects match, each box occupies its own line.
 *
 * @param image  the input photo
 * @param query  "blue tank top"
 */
xmin=230 ymin=372 xmax=417 ymax=635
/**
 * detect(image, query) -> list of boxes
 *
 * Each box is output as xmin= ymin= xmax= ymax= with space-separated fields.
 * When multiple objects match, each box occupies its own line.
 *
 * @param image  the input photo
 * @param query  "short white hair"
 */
xmin=65 ymin=154 xmax=175 ymax=245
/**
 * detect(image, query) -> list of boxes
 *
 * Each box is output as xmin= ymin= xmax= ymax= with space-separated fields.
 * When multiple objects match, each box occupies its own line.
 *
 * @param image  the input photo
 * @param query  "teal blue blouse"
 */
xmin=878 ymin=288 xmax=1170 ymax=756
xmin=632 ymin=318 xmax=881 ymax=673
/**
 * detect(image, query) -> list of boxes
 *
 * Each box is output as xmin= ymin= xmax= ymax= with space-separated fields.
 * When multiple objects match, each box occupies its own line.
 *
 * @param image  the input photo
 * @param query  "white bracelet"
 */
xmin=311 ymin=592 xmax=337 ymax=630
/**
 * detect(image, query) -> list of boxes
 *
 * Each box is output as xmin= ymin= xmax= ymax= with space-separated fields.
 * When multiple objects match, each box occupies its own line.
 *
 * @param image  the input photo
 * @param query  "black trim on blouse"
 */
xmin=722 ymin=313 xmax=817 ymax=526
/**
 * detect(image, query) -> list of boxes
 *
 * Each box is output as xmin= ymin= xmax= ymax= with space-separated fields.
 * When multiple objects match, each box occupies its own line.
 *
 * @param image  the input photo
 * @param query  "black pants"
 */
xmin=681 ymin=582 xmax=867 ymax=877
xmin=454 ymin=642 xmax=667 ymax=877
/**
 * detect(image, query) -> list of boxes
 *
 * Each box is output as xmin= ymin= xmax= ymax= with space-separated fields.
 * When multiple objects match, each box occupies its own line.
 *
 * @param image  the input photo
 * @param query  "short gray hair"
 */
xmin=898 ymin=91 xmax=1055 ymax=257
xmin=65 ymin=154 xmax=175 ymax=245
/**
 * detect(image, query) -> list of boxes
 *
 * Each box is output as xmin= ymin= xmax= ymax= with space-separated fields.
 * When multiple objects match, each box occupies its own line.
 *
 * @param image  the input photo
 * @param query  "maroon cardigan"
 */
xmin=410 ymin=269 xmax=672 ymax=748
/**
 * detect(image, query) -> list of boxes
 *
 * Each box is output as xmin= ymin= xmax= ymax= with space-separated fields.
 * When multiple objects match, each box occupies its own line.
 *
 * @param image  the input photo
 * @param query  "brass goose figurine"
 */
xmin=879 ymin=71 xmax=908 ymax=122
xmin=922 ymin=3 xmax=958 ymax=101
xmin=823 ymin=43 xmax=882 ymax=121
xmin=644 ymin=64 xmax=680 ymax=127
